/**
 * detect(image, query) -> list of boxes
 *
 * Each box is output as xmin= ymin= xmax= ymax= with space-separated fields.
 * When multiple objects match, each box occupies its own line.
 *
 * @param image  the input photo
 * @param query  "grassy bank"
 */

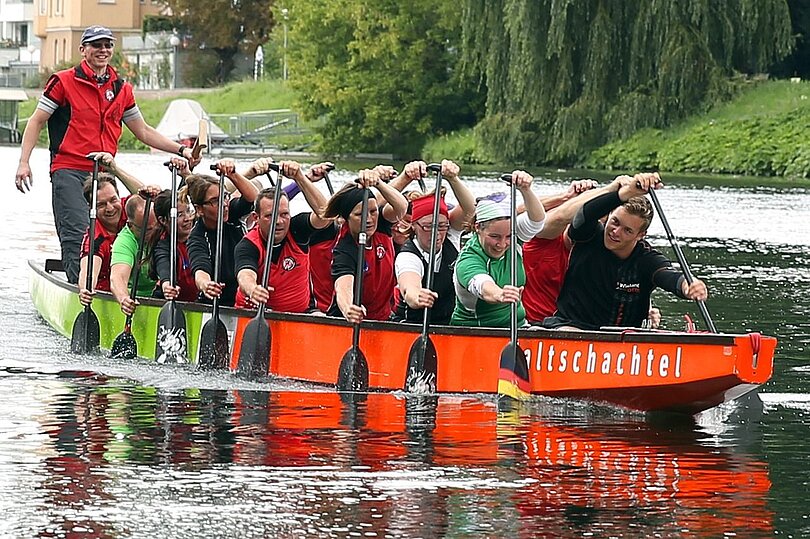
xmin=424 ymin=80 xmax=810 ymax=181
xmin=584 ymin=80 xmax=810 ymax=179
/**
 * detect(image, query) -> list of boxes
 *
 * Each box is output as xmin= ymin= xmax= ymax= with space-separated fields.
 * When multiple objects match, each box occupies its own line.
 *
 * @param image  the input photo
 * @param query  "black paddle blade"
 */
xmin=198 ymin=318 xmax=229 ymax=370
xmin=336 ymin=347 xmax=369 ymax=393
xmin=498 ymin=343 xmax=531 ymax=401
xmin=109 ymin=331 xmax=137 ymax=360
xmin=156 ymin=302 xmax=188 ymax=364
xmin=404 ymin=335 xmax=438 ymax=393
xmin=235 ymin=317 xmax=270 ymax=379
xmin=70 ymin=308 xmax=100 ymax=354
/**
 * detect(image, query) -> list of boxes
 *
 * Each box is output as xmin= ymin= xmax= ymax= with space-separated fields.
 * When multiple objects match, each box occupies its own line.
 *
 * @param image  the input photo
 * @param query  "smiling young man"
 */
xmin=14 ymin=25 xmax=200 ymax=284
xmin=543 ymin=172 xmax=708 ymax=330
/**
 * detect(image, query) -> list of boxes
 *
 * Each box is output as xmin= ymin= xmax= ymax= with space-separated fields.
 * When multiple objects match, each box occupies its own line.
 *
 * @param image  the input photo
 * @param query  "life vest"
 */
xmin=45 ymin=62 xmax=133 ymax=172
xmin=393 ymin=238 xmax=458 ymax=325
xmin=234 ymin=226 xmax=311 ymax=313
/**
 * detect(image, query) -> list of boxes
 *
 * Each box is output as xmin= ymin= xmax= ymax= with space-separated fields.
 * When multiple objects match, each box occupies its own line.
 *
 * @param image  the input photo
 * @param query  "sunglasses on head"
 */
xmin=475 ymin=192 xmax=507 ymax=204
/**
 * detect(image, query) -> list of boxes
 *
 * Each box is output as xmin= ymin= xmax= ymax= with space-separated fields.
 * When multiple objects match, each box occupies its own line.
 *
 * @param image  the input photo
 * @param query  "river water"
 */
xmin=1 ymin=148 xmax=808 ymax=538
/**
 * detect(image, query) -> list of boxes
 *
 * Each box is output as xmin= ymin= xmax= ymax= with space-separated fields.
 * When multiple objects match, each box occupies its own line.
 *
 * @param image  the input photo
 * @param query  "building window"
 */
xmin=98 ymin=0 xmax=116 ymax=3
xmin=39 ymin=0 xmax=46 ymax=15
xmin=55 ymin=0 xmax=62 ymax=15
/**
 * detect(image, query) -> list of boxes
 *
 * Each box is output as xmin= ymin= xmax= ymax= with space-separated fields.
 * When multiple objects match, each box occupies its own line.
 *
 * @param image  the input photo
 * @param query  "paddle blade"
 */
xmin=498 ymin=343 xmax=531 ymax=401
xmin=70 ymin=308 xmax=100 ymax=354
xmin=404 ymin=335 xmax=437 ymax=393
xmin=156 ymin=302 xmax=188 ymax=364
xmin=235 ymin=316 xmax=270 ymax=379
xmin=109 ymin=330 xmax=137 ymax=360
xmin=198 ymin=318 xmax=229 ymax=370
xmin=192 ymin=119 xmax=208 ymax=159
xmin=336 ymin=347 xmax=369 ymax=393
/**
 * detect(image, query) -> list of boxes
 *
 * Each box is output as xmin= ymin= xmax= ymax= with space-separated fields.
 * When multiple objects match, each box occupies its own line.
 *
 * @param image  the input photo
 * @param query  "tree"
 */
xmin=158 ymin=0 xmax=275 ymax=84
xmin=287 ymin=0 xmax=484 ymax=156
xmin=461 ymin=0 xmax=793 ymax=165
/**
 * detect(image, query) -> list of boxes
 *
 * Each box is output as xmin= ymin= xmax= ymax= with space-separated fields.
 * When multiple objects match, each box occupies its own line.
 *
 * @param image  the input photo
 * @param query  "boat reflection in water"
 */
xmin=38 ymin=378 xmax=772 ymax=537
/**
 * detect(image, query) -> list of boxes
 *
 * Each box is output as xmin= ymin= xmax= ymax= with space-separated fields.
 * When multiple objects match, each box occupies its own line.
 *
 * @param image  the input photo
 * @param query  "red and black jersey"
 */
xmin=327 ymin=219 xmax=396 ymax=321
xmin=234 ymin=213 xmax=316 ymax=313
xmin=42 ymin=61 xmax=137 ymax=173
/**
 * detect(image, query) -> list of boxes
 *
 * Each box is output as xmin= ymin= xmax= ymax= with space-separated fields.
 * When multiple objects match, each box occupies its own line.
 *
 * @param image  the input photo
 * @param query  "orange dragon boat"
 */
xmin=29 ymin=259 xmax=776 ymax=415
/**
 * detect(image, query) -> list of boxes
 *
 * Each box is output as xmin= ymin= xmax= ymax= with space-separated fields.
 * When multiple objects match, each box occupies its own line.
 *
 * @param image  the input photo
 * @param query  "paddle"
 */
xmin=155 ymin=162 xmax=188 ymax=364
xmin=336 ymin=186 xmax=371 ymax=393
xmin=192 ymin=119 xmax=208 ymax=160
xmin=322 ymin=163 xmax=335 ymax=195
xmin=416 ymin=168 xmax=426 ymax=192
xmin=497 ymin=173 xmax=531 ymax=401
xmin=109 ymin=195 xmax=153 ymax=360
xmin=198 ymin=165 xmax=231 ymax=370
xmin=404 ymin=162 xmax=443 ymax=393
xmin=647 ymin=188 xmax=718 ymax=333
xmin=236 ymin=163 xmax=283 ymax=378
xmin=70 ymin=156 xmax=101 ymax=354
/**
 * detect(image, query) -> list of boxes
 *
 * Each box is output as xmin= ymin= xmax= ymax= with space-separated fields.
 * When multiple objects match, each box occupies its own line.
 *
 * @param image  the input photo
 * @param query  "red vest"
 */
xmin=175 ymin=243 xmax=198 ymax=302
xmin=235 ymin=227 xmax=311 ymax=312
xmin=522 ymin=234 xmax=571 ymax=322
xmin=46 ymin=62 xmax=135 ymax=172
xmin=335 ymin=224 xmax=396 ymax=321
xmin=79 ymin=195 xmax=130 ymax=292
xmin=309 ymin=239 xmax=336 ymax=312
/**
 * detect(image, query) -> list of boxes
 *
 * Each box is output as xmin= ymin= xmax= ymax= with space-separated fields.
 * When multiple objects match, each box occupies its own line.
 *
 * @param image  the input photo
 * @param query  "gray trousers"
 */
xmin=51 ymin=168 xmax=90 ymax=284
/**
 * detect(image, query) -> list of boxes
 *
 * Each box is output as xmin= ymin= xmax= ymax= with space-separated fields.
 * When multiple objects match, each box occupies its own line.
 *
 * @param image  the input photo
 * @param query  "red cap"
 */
xmin=410 ymin=194 xmax=448 ymax=222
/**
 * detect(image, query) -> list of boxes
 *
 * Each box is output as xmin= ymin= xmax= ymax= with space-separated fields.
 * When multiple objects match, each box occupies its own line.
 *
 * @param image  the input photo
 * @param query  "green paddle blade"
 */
xmin=498 ymin=342 xmax=530 ymax=401
xmin=198 ymin=317 xmax=229 ymax=370
xmin=404 ymin=334 xmax=437 ymax=393
xmin=236 ymin=315 xmax=270 ymax=379
xmin=70 ymin=308 xmax=100 ymax=354
xmin=110 ymin=330 xmax=137 ymax=360
xmin=156 ymin=301 xmax=188 ymax=364
xmin=336 ymin=347 xmax=369 ymax=392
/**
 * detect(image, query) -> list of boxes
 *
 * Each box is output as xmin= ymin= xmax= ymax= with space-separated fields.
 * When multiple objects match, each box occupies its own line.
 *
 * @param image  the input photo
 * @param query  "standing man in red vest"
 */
xmin=13 ymin=25 xmax=200 ymax=284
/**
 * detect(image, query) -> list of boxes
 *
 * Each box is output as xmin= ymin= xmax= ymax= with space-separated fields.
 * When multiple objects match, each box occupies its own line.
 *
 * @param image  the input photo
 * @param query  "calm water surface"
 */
xmin=1 ymin=148 xmax=808 ymax=538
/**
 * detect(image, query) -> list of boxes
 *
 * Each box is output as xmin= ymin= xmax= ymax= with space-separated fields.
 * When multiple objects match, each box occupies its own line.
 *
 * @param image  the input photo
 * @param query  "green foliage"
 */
xmin=142 ymin=15 xmax=176 ymax=35
xmin=156 ymin=0 xmax=275 ymax=83
xmin=287 ymin=0 xmax=483 ymax=157
xmin=422 ymin=128 xmax=496 ymax=165
xmin=462 ymin=0 xmax=794 ymax=165
xmin=586 ymin=80 xmax=810 ymax=178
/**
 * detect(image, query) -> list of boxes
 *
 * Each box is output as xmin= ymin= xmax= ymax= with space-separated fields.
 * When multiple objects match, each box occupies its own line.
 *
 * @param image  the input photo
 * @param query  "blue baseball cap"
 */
xmin=81 ymin=26 xmax=116 ymax=44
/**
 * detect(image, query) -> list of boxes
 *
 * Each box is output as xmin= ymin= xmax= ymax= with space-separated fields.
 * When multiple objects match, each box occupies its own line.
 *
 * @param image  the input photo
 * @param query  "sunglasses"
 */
xmin=86 ymin=41 xmax=114 ymax=50
xmin=202 ymin=192 xmax=231 ymax=207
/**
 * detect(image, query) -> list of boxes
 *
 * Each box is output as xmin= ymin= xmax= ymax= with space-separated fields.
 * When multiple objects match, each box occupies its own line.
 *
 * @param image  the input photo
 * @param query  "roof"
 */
xmin=155 ymin=99 xmax=228 ymax=141
xmin=0 ymin=89 xmax=28 ymax=102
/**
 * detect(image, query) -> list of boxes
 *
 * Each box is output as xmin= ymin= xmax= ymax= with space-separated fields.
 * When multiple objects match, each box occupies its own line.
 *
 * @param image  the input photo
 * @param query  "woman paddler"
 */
xmin=451 ymin=170 xmax=546 ymax=328
xmin=392 ymin=159 xmax=476 ymax=325
xmin=323 ymin=167 xmax=408 ymax=324
xmin=147 ymin=185 xmax=198 ymax=302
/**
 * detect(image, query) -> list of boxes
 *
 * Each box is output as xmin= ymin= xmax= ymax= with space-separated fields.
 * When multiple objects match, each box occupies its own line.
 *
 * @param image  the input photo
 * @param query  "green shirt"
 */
xmin=451 ymin=234 xmax=526 ymax=327
xmin=110 ymin=225 xmax=156 ymax=297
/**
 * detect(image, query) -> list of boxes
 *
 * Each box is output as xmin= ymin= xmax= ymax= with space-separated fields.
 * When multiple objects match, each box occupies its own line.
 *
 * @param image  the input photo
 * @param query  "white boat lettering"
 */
xmin=535 ymin=341 xmax=683 ymax=379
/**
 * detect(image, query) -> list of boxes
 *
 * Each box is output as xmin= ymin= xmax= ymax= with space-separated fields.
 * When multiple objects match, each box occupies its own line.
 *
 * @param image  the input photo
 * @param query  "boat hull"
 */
xmin=28 ymin=260 xmax=776 ymax=414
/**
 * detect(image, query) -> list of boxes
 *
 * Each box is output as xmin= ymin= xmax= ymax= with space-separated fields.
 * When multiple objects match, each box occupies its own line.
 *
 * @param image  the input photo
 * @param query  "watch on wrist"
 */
xmin=177 ymin=145 xmax=186 ymax=157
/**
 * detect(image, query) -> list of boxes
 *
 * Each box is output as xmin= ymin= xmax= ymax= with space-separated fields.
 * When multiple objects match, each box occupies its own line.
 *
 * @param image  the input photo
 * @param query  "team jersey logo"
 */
xmin=105 ymin=89 xmax=114 ymax=101
xmin=282 ymin=256 xmax=296 ymax=271
xmin=376 ymin=245 xmax=386 ymax=259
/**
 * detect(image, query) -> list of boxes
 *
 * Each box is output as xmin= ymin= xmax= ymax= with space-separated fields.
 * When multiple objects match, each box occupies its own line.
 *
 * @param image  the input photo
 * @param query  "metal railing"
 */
xmin=208 ymin=110 xmax=311 ymax=144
